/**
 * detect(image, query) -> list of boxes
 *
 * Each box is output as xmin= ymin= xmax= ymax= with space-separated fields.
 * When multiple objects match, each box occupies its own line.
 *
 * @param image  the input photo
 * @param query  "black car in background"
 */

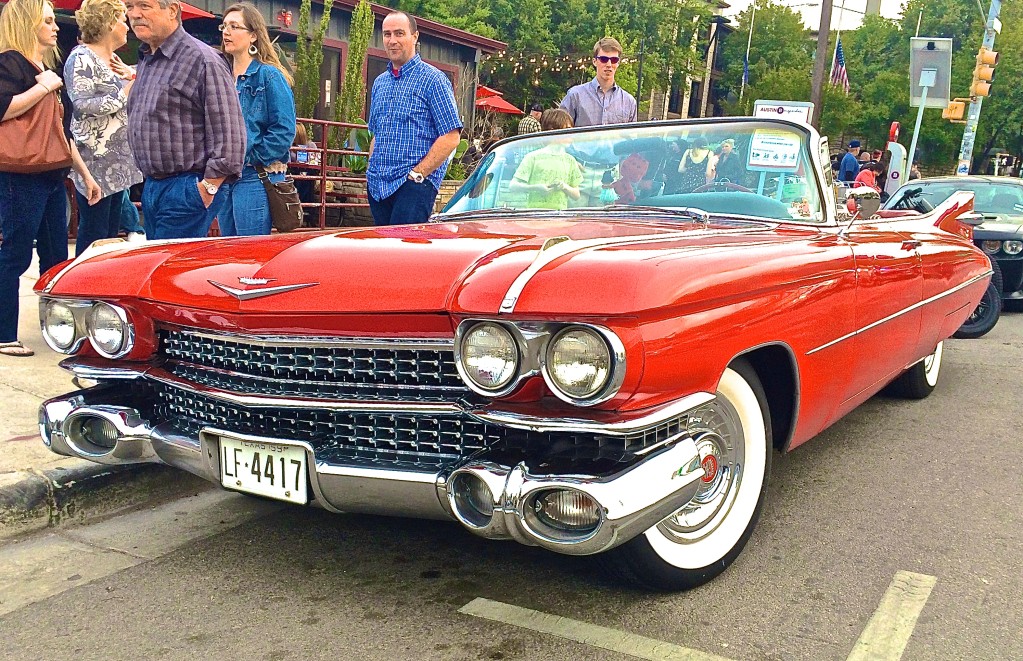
xmin=884 ymin=176 xmax=1023 ymax=338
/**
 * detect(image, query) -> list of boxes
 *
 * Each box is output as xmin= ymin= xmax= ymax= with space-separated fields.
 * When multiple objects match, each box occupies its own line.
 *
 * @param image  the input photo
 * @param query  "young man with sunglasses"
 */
xmin=559 ymin=37 xmax=637 ymax=128
xmin=559 ymin=37 xmax=637 ymax=206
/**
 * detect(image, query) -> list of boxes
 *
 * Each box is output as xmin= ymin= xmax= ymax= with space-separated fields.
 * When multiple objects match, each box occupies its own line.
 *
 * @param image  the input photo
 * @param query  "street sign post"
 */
xmin=957 ymin=0 xmax=1002 ymax=176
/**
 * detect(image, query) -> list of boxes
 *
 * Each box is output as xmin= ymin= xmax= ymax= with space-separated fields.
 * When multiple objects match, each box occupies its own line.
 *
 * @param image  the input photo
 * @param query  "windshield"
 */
xmin=888 ymin=181 xmax=1023 ymax=216
xmin=442 ymin=121 xmax=825 ymax=223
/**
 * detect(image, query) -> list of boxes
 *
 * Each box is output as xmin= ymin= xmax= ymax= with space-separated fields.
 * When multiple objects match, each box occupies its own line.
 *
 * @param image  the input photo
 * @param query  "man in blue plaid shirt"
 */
xmin=367 ymin=11 xmax=462 ymax=226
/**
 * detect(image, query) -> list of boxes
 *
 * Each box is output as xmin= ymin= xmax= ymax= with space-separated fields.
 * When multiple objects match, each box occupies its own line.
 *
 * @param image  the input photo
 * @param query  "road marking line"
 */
xmin=459 ymin=597 xmax=736 ymax=661
xmin=847 ymin=570 xmax=938 ymax=661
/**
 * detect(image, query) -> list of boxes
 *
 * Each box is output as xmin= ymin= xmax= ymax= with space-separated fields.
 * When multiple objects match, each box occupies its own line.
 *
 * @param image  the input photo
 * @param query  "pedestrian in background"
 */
xmin=908 ymin=162 xmax=921 ymax=180
xmin=713 ymin=138 xmax=745 ymax=186
xmin=0 ymin=0 xmax=101 ymax=358
xmin=218 ymin=2 xmax=296 ymax=236
xmin=559 ymin=37 xmax=637 ymax=127
xmin=125 ymin=0 xmax=245 ymax=239
xmin=854 ymin=161 xmax=883 ymax=193
xmin=677 ymin=136 xmax=713 ymax=193
xmin=64 ymin=0 xmax=144 ymax=256
xmin=838 ymin=140 xmax=861 ymax=183
xmin=508 ymin=108 xmax=580 ymax=210
xmin=517 ymin=103 xmax=542 ymax=135
xmin=366 ymin=11 xmax=461 ymax=226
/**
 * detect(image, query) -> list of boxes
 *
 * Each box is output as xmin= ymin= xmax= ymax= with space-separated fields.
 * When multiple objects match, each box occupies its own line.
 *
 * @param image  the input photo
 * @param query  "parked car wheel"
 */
xmin=953 ymin=281 xmax=1001 ymax=339
xmin=885 ymin=342 xmax=943 ymax=400
xmin=601 ymin=361 xmax=771 ymax=591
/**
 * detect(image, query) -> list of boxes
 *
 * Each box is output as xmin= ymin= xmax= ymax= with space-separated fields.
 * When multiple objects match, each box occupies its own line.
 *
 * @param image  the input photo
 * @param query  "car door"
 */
xmin=840 ymin=219 xmax=924 ymax=404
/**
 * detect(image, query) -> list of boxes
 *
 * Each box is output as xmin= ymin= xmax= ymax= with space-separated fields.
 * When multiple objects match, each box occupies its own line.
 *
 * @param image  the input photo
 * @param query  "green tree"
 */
xmin=294 ymin=0 xmax=336 ymax=118
xmin=330 ymin=0 xmax=374 ymax=151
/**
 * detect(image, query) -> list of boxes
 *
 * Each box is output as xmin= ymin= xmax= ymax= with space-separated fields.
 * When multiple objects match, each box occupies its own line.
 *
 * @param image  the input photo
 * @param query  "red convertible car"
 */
xmin=36 ymin=118 xmax=989 ymax=590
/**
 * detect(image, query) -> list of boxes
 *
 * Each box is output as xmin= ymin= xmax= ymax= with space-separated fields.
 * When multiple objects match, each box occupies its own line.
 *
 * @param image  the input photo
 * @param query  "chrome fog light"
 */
xmin=67 ymin=416 xmax=119 ymax=453
xmin=981 ymin=240 xmax=1002 ymax=255
xmin=526 ymin=489 xmax=602 ymax=537
xmin=1003 ymin=240 xmax=1023 ymax=255
xmin=457 ymin=322 xmax=519 ymax=394
xmin=42 ymin=300 xmax=78 ymax=352
xmin=450 ymin=473 xmax=495 ymax=528
xmin=88 ymin=302 xmax=132 ymax=358
xmin=544 ymin=327 xmax=612 ymax=401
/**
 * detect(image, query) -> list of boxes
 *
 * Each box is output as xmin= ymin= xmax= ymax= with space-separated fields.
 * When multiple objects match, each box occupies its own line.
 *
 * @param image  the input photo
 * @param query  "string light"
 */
xmin=480 ymin=50 xmax=637 ymax=81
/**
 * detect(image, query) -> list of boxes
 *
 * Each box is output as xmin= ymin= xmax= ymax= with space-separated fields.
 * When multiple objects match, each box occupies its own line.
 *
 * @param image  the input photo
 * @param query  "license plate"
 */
xmin=219 ymin=435 xmax=308 ymax=505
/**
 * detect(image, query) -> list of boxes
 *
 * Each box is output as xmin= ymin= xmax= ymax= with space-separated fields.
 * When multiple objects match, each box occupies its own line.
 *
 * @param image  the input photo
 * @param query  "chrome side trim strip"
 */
xmin=806 ymin=271 xmax=992 ymax=355
xmin=163 ymin=325 xmax=454 ymax=351
xmin=469 ymin=392 xmax=715 ymax=436
xmin=63 ymin=361 xmax=146 ymax=380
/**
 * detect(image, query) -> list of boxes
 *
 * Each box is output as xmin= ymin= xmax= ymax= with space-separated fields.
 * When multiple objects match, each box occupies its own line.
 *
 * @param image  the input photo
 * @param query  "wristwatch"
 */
xmin=408 ymin=170 xmax=425 ymax=184
xmin=199 ymin=179 xmax=219 ymax=195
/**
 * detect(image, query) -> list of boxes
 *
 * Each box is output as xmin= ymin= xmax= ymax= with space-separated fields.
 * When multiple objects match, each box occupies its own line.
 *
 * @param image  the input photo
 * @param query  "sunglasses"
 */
xmin=595 ymin=55 xmax=621 ymax=64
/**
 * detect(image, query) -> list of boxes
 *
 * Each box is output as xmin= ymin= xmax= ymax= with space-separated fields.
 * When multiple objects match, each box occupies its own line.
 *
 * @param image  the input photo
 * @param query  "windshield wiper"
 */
xmin=590 ymin=204 xmax=712 ymax=225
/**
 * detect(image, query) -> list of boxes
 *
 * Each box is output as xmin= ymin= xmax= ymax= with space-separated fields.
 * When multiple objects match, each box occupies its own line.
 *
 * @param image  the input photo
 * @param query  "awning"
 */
xmin=476 ymin=95 xmax=523 ymax=115
xmin=49 ymin=0 xmax=215 ymax=19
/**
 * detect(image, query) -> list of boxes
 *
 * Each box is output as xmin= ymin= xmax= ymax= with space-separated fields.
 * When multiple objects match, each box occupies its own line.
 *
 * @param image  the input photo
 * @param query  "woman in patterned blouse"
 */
xmin=64 ymin=0 xmax=143 ymax=256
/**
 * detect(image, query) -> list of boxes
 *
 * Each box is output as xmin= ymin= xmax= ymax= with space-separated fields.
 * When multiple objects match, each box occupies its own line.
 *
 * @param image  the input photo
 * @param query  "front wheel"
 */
xmin=600 ymin=361 xmax=771 ymax=591
xmin=953 ymin=281 xmax=1001 ymax=340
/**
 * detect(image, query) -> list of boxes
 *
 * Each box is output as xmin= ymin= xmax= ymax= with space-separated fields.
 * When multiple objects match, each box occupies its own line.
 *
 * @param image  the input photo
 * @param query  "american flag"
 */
xmin=830 ymin=37 xmax=850 ymax=93
xmin=742 ymin=54 xmax=749 ymax=87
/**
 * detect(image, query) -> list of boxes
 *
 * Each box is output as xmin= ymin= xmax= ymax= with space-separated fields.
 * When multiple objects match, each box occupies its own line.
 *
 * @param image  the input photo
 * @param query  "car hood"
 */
xmin=43 ymin=216 xmax=816 ymax=316
xmin=974 ymin=217 xmax=1023 ymax=238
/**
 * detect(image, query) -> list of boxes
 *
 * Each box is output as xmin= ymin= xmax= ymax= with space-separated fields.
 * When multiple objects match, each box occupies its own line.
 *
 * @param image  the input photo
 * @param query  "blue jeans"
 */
xmin=75 ymin=188 xmax=132 ymax=257
xmin=0 ymin=172 xmax=68 ymax=342
xmin=141 ymin=172 xmax=227 ymax=240
xmin=219 ymin=166 xmax=283 ymax=236
xmin=120 ymin=194 xmax=144 ymax=234
xmin=369 ymin=179 xmax=438 ymax=226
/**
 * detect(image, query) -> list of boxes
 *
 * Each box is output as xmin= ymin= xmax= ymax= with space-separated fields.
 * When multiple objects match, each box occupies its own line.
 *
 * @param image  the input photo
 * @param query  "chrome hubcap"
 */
xmin=658 ymin=399 xmax=744 ymax=541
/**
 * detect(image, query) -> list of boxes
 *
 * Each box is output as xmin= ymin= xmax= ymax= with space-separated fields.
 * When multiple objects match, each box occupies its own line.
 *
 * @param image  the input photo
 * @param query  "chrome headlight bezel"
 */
xmin=39 ymin=299 xmax=90 ymax=354
xmin=454 ymin=321 xmax=522 ymax=396
xmin=86 ymin=302 xmax=134 ymax=359
xmin=981 ymin=240 xmax=1002 ymax=255
xmin=1003 ymin=240 xmax=1023 ymax=255
xmin=541 ymin=325 xmax=625 ymax=406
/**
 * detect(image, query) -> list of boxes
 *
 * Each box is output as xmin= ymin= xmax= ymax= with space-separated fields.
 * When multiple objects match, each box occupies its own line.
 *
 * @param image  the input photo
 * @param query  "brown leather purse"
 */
xmin=255 ymin=164 xmax=304 ymax=232
xmin=0 ymin=69 xmax=73 ymax=174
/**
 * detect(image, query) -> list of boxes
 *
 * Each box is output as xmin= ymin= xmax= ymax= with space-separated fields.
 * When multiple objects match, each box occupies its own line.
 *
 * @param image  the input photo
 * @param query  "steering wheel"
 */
xmin=693 ymin=180 xmax=753 ymax=193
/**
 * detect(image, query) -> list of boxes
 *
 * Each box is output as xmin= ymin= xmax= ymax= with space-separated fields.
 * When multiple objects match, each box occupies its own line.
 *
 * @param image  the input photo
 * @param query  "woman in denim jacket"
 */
xmin=219 ymin=2 xmax=296 ymax=236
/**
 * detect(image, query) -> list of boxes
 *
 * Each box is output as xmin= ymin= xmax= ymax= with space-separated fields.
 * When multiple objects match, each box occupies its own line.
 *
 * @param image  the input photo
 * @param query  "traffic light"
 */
xmin=970 ymin=47 xmax=999 ymax=97
xmin=942 ymin=99 xmax=966 ymax=122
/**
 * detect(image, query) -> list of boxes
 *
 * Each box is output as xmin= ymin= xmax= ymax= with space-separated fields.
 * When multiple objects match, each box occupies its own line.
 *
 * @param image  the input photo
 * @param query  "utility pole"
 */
xmin=956 ymin=0 xmax=1002 ymax=175
xmin=809 ymin=0 xmax=834 ymax=129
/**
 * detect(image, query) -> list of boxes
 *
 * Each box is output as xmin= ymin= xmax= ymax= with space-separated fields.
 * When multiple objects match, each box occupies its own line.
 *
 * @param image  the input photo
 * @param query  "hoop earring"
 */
xmin=248 ymin=44 xmax=258 ymax=56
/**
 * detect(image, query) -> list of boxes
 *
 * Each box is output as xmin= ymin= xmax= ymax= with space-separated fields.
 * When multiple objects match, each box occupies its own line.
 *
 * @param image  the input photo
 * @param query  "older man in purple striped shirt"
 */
xmin=126 ymin=0 xmax=245 ymax=239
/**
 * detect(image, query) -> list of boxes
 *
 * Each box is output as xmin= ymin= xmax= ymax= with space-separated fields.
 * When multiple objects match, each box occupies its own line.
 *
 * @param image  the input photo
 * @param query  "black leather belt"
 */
xmin=578 ymin=160 xmax=616 ymax=169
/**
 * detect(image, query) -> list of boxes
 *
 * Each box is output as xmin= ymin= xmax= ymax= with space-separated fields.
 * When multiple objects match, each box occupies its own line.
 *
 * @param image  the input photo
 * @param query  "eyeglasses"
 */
xmin=595 ymin=55 xmax=621 ymax=64
xmin=218 ymin=23 xmax=252 ymax=32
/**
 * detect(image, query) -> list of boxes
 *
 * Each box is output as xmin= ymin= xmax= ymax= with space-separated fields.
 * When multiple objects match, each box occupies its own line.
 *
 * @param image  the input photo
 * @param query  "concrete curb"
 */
xmin=0 ymin=461 xmax=213 ymax=542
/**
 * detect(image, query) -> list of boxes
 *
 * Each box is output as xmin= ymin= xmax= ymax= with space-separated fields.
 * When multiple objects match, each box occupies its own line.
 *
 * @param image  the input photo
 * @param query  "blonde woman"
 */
xmin=64 ymin=0 xmax=144 ymax=255
xmin=0 ymin=0 xmax=100 ymax=357
xmin=218 ymin=2 xmax=296 ymax=235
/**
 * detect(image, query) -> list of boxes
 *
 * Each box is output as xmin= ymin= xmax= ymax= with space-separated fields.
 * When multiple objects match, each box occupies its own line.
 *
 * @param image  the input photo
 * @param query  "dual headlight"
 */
xmin=40 ymin=299 xmax=133 ymax=358
xmin=981 ymin=239 xmax=1023 ymax=256
xmin=456 ymin=321 xmax=623 ymax=405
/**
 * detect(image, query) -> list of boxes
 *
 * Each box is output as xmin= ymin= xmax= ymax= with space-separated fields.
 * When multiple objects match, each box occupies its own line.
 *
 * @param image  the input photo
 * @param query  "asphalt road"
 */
xmin=2 ymin=313 xmax=1021 ymax=661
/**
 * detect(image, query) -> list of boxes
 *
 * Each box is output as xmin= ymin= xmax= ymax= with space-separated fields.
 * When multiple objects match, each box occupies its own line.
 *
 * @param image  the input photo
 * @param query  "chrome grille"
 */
xmin=149 ymin=382 xmax=689 ymax=471
xmin=159 ymin=329 xmax=472 ymax=403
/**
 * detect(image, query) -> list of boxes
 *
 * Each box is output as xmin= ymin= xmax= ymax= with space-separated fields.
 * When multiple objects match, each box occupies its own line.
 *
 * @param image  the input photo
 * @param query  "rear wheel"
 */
xmin=600 ymin=361 xmax=771 ymax=591
xmin=885 ymin=341 xmax=943 ymax=400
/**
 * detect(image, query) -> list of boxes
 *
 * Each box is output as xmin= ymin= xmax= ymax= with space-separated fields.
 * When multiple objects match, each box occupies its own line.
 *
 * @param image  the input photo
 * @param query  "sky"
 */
xmin=723 ymin=0 xmax=909 ymax=32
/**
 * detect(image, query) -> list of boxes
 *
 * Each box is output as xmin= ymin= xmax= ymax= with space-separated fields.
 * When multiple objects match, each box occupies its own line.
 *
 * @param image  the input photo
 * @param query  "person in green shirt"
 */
xmin=509 ymin=109 xmax=582 ymax=209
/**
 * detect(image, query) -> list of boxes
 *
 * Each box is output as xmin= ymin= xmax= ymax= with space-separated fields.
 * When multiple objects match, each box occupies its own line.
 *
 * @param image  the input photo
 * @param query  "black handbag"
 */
xmin=255 ymin=164 xmax=303 ymax=232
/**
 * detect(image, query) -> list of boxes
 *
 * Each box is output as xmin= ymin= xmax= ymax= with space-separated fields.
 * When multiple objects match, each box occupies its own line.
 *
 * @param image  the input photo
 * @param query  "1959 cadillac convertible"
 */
xmin=36 ymin=118 xmax=990 ymax=590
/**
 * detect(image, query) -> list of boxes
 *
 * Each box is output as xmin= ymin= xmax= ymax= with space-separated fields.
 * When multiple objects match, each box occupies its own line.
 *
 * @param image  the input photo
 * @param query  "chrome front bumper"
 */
xmin=40 ymin=385 xmax=709 ymax=555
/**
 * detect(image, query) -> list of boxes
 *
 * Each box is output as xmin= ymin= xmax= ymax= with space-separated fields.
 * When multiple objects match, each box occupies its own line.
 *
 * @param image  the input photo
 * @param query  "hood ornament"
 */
xmin=208 ymin=279 xmax=318 ymax=301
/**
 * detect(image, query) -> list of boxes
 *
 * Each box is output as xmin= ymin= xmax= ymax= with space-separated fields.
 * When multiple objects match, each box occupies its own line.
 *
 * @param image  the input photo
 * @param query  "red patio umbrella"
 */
xmin=475 ymin=95 xmax=523 ymax=115
xmin=50 ymin=0 xmax=215 ymax=19
xmin=475 ymin=85 xmax=502 ymax=100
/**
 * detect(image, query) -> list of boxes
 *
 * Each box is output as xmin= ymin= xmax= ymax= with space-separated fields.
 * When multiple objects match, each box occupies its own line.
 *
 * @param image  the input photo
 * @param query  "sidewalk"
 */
xmin=0 ymin=247 xmax=208 ymax=541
